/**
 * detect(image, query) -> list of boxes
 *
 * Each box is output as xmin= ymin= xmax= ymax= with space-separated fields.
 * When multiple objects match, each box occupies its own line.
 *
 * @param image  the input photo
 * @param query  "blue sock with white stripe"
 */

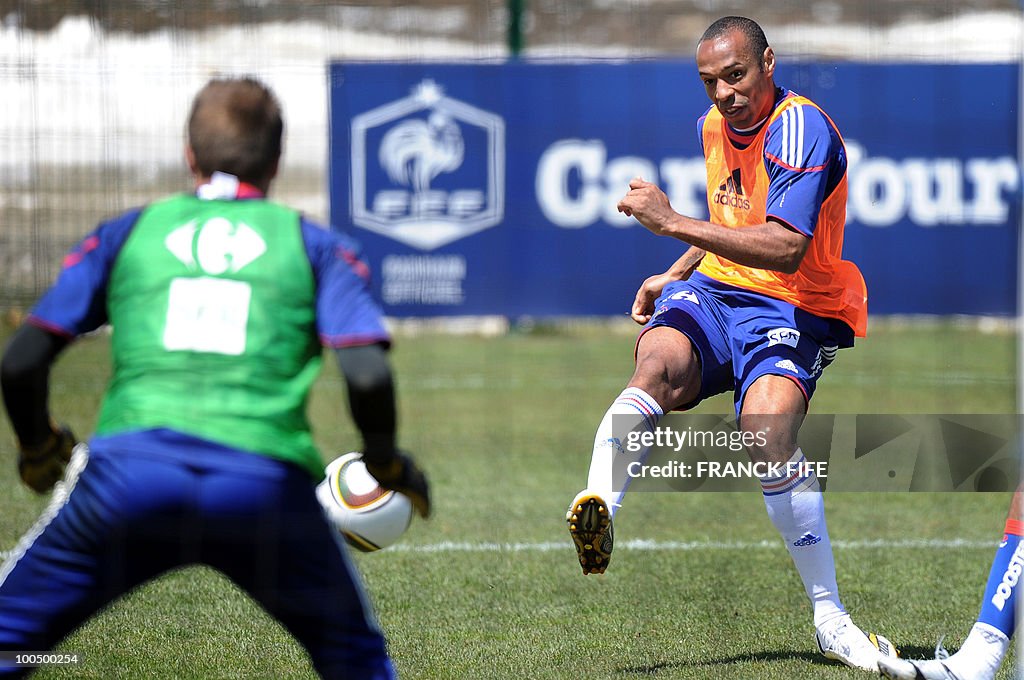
xmin=760 ymin=448 xmax=845 ymax=628
xmin=586 ymin=387 xmax=663 ymax=518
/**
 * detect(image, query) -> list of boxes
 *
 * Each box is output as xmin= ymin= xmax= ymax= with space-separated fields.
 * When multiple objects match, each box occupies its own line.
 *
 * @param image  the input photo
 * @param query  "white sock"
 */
xmin=760 ymin=449 xmax=845 ymax=628
xmin=944 ymin=622 xmax=1008 ymax=680
xmin=585 ymin=387 xmax=663 ymax=518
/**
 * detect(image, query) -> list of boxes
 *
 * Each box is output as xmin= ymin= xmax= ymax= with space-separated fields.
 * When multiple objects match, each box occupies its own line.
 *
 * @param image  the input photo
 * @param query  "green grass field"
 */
xmin=0 ymin=319 xmax=1018 ymax=679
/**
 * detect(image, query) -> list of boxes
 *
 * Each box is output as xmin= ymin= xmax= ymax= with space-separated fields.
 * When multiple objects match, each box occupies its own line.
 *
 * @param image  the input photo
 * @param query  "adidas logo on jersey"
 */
xmin=712 ymin=168 xmax=751 ymax=210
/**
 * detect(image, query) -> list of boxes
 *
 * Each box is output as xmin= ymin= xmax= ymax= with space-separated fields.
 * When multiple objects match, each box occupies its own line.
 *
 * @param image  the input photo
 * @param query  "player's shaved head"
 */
xmin=699 ymin=16 xmax=770 ymax=70
xmin=187 ymin=77 xmax=282 ymax=187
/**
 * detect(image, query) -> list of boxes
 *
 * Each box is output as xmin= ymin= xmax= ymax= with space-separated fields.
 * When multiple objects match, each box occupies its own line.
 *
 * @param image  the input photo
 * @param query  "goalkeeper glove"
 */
xmin=18 ymin=423 xmax=76 ymax=494
xmin=364 ymin=450 xmax=431 ymax=519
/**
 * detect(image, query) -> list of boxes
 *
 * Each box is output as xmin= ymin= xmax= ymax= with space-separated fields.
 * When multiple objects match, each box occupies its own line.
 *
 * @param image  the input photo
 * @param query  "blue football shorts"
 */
xmin=638 ymin=272 xmax=855 ymax=414
xmin=0 ymin=429 xmax=394 ymax=680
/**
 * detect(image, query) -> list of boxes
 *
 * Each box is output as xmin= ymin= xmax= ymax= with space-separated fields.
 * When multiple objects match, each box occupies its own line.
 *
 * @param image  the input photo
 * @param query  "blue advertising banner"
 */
xmin=328 ymin=61 xmax=1021 ymax=317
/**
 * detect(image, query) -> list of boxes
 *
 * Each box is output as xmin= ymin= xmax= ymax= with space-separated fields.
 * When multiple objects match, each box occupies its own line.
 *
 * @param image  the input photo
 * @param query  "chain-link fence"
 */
xmin=1 ymin=0 xmax=1019 ymax=307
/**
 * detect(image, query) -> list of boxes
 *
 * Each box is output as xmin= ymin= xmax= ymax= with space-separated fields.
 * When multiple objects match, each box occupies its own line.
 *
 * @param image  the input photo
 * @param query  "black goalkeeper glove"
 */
xmin=364 ymin=451 xmax=431 ymax=519
xmin=18 ymin=423 xmax=76 ymax=494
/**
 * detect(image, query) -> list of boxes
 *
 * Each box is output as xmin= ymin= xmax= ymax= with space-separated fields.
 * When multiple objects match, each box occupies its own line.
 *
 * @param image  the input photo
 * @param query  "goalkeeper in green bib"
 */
xmin=0 ymin=77 xmax=428 ymax=679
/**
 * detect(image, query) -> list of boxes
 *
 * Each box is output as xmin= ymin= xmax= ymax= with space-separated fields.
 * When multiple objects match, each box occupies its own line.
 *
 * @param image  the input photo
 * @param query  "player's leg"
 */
xmin=743 ymin=377 xmax=847 ymax=628
xmin=0 ymin=445 xmax=189 ymax=676
xmin=584 ymin=327 xmax=700 ymax=514
xmin=732 ymin=291 xmax=902 ymax=669
xmin=200 ymin=459 xmax=394 ymax=680
xmin=567 ymin=328 xmax=695 ymax=575
xmin=742 ymin=377 xmax=896 ymax=671
xmin=568 ymin=280 xmax=731 ymax=575
xmin=741 ymin=377 xmax=846 ymax=627
xmin=879 ymin=488 xmax=1022 ymax=680
xmin=0 ymin=448 xmax=96 ymax=677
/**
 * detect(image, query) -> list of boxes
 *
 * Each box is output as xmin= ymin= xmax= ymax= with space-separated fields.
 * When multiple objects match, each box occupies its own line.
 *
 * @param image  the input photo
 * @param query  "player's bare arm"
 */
xmin=617 ymin=177 xmax=808 ymax=274
xmin=630 ymin=246 xmax=706 ymax=324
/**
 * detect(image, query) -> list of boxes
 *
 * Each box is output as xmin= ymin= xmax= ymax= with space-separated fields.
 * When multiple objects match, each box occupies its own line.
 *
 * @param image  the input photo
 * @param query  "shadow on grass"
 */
xmin=618 ymin=650 xmax=819 ymax=675
xmin=617 ymin=645 xmax=941 ymax=675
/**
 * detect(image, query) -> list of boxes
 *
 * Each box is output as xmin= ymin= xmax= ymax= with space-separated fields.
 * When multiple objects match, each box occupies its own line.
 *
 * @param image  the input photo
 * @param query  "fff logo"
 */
xmin=350 ymin=79 xmax=505 ymax=251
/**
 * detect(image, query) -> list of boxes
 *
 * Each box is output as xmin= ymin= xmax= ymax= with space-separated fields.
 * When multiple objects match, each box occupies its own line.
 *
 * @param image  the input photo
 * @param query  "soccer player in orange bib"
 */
xmin=566 ymin=16 xmax=897 ymax=673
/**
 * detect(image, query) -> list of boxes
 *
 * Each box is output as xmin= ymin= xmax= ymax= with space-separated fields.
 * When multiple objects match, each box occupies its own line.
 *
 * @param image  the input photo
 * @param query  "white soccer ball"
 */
xmin=316 ymin=452 xmax=413 ymax=552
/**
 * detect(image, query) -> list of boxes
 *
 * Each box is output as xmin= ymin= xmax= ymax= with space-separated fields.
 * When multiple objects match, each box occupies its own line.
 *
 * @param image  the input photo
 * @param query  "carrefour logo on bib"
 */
xmin=350 ymin=80 xmax=505 ymax=251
